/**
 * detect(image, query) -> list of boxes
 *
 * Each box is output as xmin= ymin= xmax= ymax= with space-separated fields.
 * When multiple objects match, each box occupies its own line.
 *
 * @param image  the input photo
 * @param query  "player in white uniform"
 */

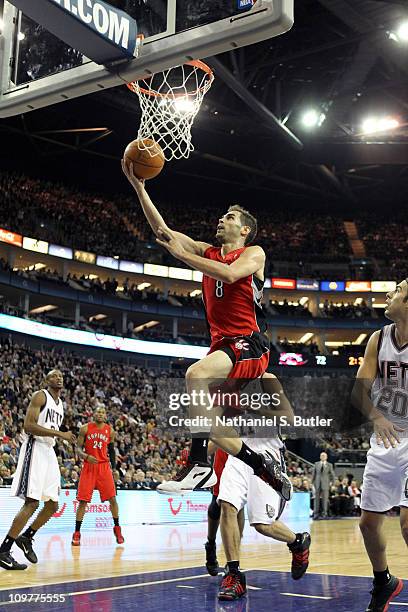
xmin=216 ymin=373 xmax=311 ymax=601
xmin=0 ymin=370 xmax=76 ymax=570
xmin=353 ymin=279 xmax=408 ymax=611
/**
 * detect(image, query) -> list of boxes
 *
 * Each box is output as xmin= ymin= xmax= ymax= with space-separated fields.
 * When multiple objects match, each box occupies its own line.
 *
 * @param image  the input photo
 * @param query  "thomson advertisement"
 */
xmin=0 ymin=489 xmax=310 ymax=531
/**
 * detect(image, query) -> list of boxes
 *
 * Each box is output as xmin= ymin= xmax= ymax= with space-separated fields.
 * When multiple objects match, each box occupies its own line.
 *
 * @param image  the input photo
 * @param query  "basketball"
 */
xmin=124 ymin=138 xmax=165 ymax=180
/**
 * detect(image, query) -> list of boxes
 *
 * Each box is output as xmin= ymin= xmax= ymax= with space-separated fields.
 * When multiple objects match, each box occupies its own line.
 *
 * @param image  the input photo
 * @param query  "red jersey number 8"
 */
xmin=215 ymin=280 xmax=224 ymax=298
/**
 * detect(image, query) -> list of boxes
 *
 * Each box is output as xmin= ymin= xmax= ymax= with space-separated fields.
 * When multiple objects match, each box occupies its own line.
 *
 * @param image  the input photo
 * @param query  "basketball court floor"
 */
xmin=0 ymin=517 xmax=407 ymax=611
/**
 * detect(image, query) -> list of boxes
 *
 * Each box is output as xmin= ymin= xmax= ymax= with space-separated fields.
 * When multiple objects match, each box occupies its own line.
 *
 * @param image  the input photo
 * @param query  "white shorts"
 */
xmin=11 ymin=437 xmax=60 ymax=502
xmin=217 ymin=453 xmax=286 ymax=525
xmin=361 ymin=436 xmax=408 ymax=513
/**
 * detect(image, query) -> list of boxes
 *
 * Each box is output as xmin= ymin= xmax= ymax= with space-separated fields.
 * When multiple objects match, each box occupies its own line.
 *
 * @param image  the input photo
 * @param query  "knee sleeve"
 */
xmin=208 ymin=495 xmax=221 ymax=521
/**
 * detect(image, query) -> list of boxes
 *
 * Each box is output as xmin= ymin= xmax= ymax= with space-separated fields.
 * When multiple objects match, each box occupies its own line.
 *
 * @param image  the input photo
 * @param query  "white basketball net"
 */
xmin=127 ymin=61 xmax=214 ymax=161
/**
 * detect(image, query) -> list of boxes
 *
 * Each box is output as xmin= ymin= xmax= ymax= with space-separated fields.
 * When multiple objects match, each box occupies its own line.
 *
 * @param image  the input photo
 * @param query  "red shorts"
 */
xmin=209 ymin=331 xmax=270 ymax=380
xmin=77 ymin=462 xmax=116 ymax=503
xmin=213 ymin=448 xmax=229 ymax=497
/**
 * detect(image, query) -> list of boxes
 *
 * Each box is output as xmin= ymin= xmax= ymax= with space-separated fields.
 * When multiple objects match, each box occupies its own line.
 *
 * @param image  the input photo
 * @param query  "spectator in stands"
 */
xmin=335 ymin=477 xmax=354 ymax=516
xmin=348 ymin=480 xmax=362 ymax=514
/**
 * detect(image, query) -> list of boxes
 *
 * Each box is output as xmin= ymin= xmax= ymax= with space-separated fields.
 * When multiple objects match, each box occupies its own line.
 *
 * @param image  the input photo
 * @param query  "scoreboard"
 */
xmin=270 ymin=352 xmax=364 ymax=368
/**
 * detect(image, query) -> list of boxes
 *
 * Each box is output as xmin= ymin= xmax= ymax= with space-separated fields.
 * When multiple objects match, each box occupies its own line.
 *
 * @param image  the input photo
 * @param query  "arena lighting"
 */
xmin=24 ymin=263 xmax=46 ymax=271
xmin=299 ymin=332 xmax=314 ymax=343
xmin=89 ymin=314 xmax=107 ymax=322
xmin=394 ymin=21 xmax=408 ymax=42
xmin=301 ymin=109 xmax=326 ymax=128
xmin=133 ymin=320 xmax=160 ymax=333
xmin=29 ymin=305 xmax=58 ymax=314
xmin=362 ymin=116 xmax=399 ymax=134
xmin=353 ymin=334 xmax=367 ymax=345
xmin=173 ymin=97 xmax=197 ymax=113
xmin=0 ymin=314 xmax=209 ymax=359
xmin=397 ymin=22 xmax=408 ymax=41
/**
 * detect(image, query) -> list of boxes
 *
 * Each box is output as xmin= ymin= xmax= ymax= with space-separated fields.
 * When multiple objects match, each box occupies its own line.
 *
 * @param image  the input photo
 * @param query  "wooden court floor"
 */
xmin=0 ymin=516 xmax=407 ymax=591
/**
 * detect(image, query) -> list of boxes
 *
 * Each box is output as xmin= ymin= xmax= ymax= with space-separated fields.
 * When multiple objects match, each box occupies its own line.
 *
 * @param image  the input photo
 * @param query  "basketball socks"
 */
xmin=189 ymin=436 xmax=209 ymax=463
xmin=374 ymin=568 xmax=391 ymax=586
xmin=235 ymin=442 xmax=263 ymax=472
xmin=75 ymin=520 xmax=83 ymax=532
xmin=113 ymin=518 xmax=119 ymax=527
xmin=227 ymin=561 xmax=240 ymax=574
xmin=22 ymin=527 xmax=36 ymax=539
xmin=0 ymin=535 xmax=14 ymax=553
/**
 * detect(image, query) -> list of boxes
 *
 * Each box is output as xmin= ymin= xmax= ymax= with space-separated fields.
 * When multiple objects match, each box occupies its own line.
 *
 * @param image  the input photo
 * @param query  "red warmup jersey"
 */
xmin=84 ymin=422 xmax=111 ymax=463
xmin=202 ymin=246 xmax=267 ymax=343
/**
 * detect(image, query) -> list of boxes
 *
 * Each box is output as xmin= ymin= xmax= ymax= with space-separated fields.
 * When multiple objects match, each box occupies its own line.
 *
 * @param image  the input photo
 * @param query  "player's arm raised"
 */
xmin=351 ymin=330 xmax=403 ymax=448
xmin=24 ymin=391 xmax=76 ymax=443
xmin=122 ymin=160 xmax=210 ymax=256
xmin=156 ymin=231 xmax=265 ymax=284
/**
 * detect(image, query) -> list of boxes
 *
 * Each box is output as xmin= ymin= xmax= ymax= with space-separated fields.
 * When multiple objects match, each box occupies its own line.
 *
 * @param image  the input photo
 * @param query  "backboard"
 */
xmin=0 ymin=0 xmax=293 ymax=117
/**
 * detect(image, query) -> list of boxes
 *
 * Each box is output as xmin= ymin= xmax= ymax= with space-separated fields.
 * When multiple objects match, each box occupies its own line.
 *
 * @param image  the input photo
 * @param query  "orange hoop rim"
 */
xmin=126 ymin=60 xmax=214 ymax=99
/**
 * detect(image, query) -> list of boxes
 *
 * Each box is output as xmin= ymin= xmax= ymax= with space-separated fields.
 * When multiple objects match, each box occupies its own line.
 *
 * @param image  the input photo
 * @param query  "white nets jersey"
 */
xmin=371 ymin=323 xmax=408 ymax=431
xmin=33 ymin=389 xmax=64 ymax=446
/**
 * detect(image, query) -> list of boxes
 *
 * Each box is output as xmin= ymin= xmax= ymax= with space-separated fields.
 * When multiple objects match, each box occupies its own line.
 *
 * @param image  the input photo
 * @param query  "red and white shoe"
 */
xmin=114 ymin=526 xmax=124 ymax=544
xmin=71 ymin=531 xmax=81 ymax=546
xmin=156 ymin=462 xmax=217 ymax=494
xmin=218 ymin=571 xmax=247 ymax=601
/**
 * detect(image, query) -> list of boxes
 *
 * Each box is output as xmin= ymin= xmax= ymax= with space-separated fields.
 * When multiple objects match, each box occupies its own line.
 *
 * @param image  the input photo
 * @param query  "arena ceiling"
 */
xmin=1 ymin=0 xmax=408 ymax=208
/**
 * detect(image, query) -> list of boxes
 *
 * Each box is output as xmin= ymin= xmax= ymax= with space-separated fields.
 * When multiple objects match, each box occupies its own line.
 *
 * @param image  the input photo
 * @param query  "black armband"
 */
xmin=108 ymin=443 xmax=116 ymax=470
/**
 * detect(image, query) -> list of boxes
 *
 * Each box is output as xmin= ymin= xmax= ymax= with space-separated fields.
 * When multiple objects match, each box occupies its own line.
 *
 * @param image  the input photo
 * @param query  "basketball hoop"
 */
xmin=127 ymin=60 xmax=214 ymax=161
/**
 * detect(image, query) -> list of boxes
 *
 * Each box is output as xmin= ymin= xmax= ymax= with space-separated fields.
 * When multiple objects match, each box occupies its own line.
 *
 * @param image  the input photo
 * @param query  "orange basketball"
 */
xmin=124 ymin=138 xmax=165 ymax=180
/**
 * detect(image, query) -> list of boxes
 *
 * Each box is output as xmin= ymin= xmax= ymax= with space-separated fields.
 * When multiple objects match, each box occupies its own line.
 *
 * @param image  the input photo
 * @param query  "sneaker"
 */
xmin=71 ymin=531 xmax=81 ymax=546
xmin=205 ymin=541 xmax=219 ymax=576
xmin=114 ymin=526 xmax=124 ymax=544
xmin=255 ymin=451 xmax=293 ymax=502
xmin=0 ymin=551 xmax=27 ymax=570
xmin=288 ymin=532 xmax=311 ymax=580
xmin=156 ymin=462 xmax=217 ymax=494
xmin=15 ymin=535 xmax=38 ymax=564
xmin=366 ymin=576 xmax=403 ymax=611
xmin=218 ymin=571 xmax=247 ymax=601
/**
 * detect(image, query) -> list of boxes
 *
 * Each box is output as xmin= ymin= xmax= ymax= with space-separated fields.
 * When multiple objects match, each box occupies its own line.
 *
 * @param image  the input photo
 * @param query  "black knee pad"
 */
xmin=208 ymin=495 xmax=221 ymax=521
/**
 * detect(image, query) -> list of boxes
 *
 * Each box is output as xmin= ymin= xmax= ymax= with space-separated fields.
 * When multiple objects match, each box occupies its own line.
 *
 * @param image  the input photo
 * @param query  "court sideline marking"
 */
xmin=0 ymin=569 xmax=257 ymax=604
xmin=281 ymin=593 xmax=332 ymax=600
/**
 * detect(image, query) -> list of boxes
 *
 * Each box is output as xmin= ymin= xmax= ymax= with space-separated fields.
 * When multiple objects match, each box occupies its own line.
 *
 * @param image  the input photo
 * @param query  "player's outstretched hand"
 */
xmin=121 ymin=158 xmax=145 ymax=191
xmin=59 ymin=431 xmax=77 ymax=444
xmin=373 ymin=416 xmax=404 ymax=448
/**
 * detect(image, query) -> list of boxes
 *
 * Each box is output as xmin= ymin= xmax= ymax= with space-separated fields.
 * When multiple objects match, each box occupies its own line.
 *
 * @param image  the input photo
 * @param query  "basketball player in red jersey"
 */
xmin=71 ymin=407 xmax=124 ymax=545
xmin=122 ymin=161 xmax=291 ymax=502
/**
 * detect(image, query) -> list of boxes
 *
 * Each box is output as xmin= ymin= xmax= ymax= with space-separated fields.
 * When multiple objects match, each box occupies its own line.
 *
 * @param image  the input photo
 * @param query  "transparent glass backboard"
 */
xmin=0 ymin=0 xmax=293 ymax=117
